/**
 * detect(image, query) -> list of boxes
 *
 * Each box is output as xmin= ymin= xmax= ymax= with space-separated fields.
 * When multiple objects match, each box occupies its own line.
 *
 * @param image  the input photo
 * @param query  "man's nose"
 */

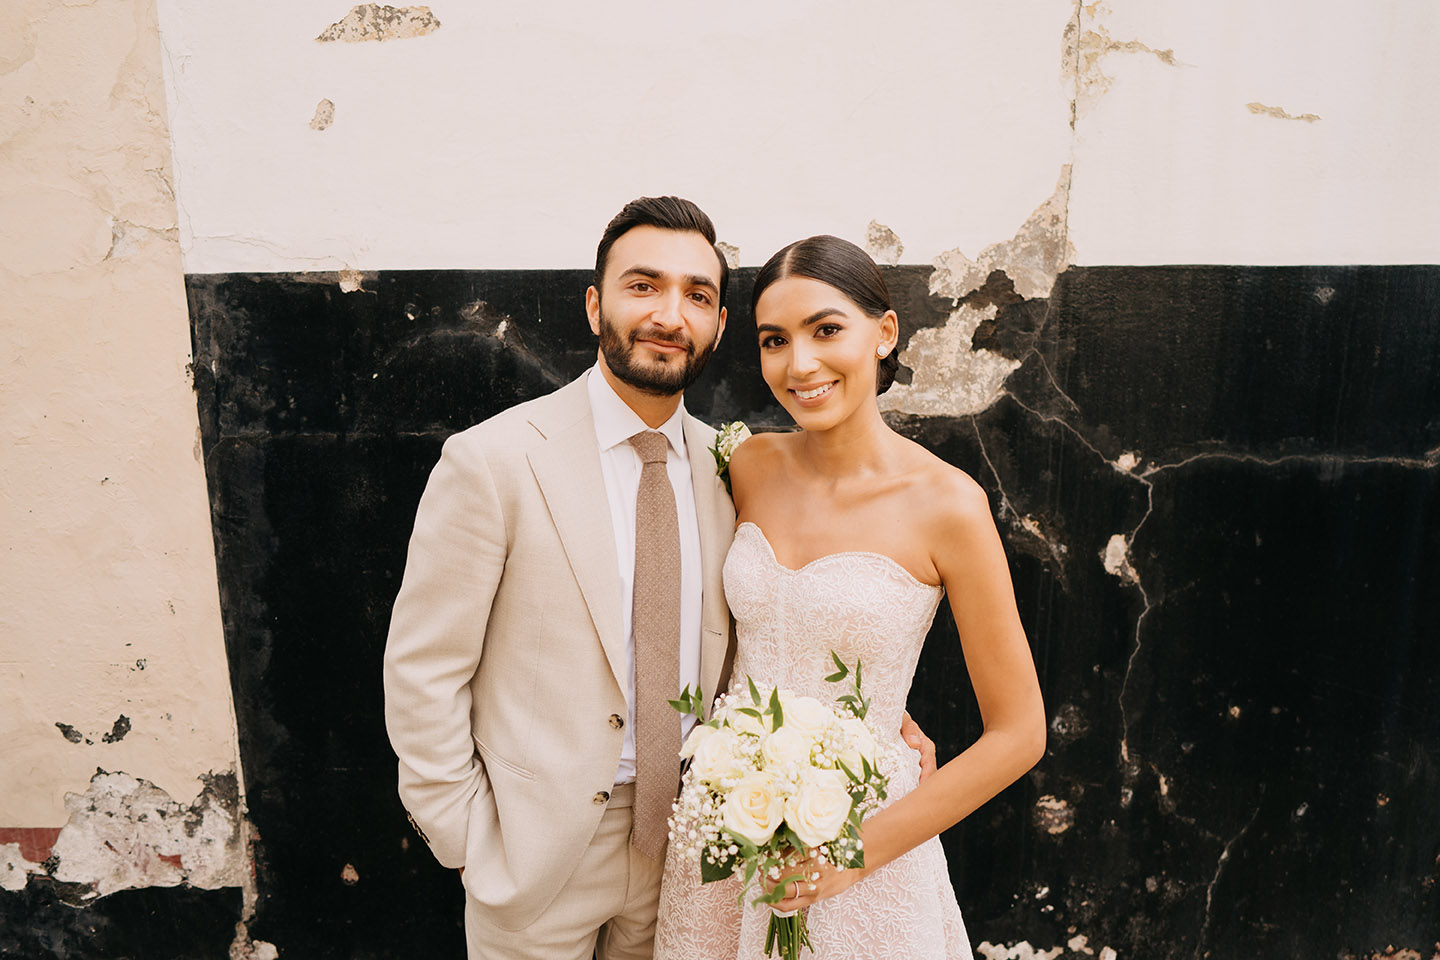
xmin=651 ymin=290 xmax=686 ymax=329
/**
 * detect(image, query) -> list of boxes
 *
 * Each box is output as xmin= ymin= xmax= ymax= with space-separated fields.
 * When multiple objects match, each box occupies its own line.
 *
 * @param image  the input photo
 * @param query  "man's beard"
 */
xmin=596 ymin=306 xmax=718 ymax=397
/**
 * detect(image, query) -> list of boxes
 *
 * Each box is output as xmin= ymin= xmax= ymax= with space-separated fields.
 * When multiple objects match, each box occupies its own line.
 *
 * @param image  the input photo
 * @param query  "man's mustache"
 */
xmin=630 ymin=325 xmax=693 ymax=352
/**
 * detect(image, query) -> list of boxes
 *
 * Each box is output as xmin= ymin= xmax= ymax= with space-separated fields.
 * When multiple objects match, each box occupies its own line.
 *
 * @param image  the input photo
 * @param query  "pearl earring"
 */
xmin=877 ymin=347 xmax=890 ymax=358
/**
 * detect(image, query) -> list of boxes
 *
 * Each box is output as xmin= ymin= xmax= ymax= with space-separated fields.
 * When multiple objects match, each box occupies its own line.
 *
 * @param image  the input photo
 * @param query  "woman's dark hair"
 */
xmin=594 ymin=196 xmax=730 ymax=306
xmin=750 ymin=235 xmax=899 ymax=394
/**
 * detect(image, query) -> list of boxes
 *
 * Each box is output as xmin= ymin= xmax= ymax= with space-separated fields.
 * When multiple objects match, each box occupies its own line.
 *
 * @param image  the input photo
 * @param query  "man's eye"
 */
xmin=631 ymin=282 xmax=654 ymax=292
xmin=689 ymin=292 xmax=712 ymax=305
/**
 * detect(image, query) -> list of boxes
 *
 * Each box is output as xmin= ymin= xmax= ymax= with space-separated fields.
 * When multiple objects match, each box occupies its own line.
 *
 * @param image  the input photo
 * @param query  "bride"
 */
xmin=654 ymin=235 xmax=1047 ymax=959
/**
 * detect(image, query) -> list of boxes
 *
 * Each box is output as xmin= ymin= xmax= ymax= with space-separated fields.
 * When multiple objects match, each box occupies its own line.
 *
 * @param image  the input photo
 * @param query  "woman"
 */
xmin=654 ymin=235 xmax=1046 ymax=959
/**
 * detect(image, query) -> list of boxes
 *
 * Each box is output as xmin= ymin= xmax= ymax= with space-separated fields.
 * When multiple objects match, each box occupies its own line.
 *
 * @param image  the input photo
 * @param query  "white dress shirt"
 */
xmin=586 ymin=366 xmax=702 ymax=783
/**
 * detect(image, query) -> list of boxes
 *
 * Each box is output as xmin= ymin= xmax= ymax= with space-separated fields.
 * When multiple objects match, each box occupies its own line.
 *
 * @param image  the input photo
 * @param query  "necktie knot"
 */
xmin=629 ymin=430 xmax=669 ymax=465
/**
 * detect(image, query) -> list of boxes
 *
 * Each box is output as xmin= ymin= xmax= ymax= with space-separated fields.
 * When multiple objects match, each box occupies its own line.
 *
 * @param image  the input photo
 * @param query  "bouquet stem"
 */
xmin=765 ymin=909 xmax=809 ymax=960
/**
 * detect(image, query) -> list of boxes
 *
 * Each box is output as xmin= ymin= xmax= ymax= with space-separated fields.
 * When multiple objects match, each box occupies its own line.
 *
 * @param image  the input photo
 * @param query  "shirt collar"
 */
xmin=586 ymin=365 xmax=688 ymax=456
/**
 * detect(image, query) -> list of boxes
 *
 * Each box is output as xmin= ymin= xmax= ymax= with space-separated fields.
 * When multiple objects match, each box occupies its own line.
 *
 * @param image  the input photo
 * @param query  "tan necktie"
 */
xmin=629 ymin=429 xmax=681 ymax=859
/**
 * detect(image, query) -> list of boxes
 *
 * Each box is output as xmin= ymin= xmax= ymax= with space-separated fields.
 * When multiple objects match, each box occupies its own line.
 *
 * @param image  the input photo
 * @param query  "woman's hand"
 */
xmin=761 ymin=854 xmax=864 ymax=912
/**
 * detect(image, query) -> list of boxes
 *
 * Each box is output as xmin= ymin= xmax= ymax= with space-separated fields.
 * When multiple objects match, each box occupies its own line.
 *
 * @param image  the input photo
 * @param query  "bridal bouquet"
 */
xmin=667 ymin=654 xmax=891 ymax=960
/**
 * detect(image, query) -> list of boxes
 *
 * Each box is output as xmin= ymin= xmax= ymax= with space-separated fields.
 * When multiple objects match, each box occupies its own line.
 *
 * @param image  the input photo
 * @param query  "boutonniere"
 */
xmin=710 ymin=421 xmax=751 ymax=495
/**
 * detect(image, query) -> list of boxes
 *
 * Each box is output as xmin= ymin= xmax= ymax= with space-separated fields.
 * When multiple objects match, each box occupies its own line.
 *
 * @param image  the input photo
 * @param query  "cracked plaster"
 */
xmin=881 ymin=166 xmax=1072 ymax=419
xmin=316 ymin=4 xmax=440 ymax=43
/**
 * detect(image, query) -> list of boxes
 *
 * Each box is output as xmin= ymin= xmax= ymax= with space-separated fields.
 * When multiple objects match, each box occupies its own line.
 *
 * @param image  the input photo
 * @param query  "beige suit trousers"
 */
xmin=463 ymin=784 xmax=664 ymax=960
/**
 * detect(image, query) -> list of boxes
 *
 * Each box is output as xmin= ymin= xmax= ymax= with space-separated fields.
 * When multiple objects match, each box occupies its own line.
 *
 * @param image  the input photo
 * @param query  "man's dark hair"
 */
xmin=751 ymin=234 xmax=900 ymax=394
xmin=594 ymin=196 xmax=730 ymax=306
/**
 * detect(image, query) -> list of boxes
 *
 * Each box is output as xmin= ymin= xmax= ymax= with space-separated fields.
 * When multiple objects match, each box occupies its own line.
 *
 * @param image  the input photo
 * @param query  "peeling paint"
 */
xmin=310 ymin=98 xmax=335 ymax=131
xmin=1068 ymin=934 xmax=1096 ymax=955
xmin=55 ymin=722 xmax=86 ymax=744
xmin=340 ymin=862 xmax=360 ymax=884
xmin=716 ymin=241 xmax=739 ymax=269
xmin=879 ymin=167 xmax=1073 ymax=416
xmin=338 ymin=268 xmax=366 ymax=293
xmin=230 ymin=922 xmax=280 ymax=960
xmin=1067 ymin=2 xmax=1184 ymax=121
xmin=316 ymin=5 xmax=441 ymax=43
xmin=865 ymin=220 xmax=904 ymax=266
xmin=977 ymin=940 xmax=1064 ymax=960
xmin=45 ymin=770 xmax=245 ymax=900
xmin=101 ymin=714 xmax=131 ymax=743
xmin=929 ymin=166 xmax=1073 ymax=302
xmin=1 ymin=843 xmax=42 ymax=892
xmin=1034 ymin=794 xmax=1075 ymax=835
xmin=1247 ymin=101 xmax=1321 ymax=123
xmin=1101 ymin=532 xmax=1139 ymax=584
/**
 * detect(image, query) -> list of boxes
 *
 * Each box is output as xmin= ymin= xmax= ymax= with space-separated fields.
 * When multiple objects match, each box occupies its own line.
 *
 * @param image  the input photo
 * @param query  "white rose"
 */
xmin=722 ymin=772 xmax=785 ymax=846
xmin=721 ymin=701 xmax=772 ymax=739
xmin=836 ymin=718 xmax=879 ymax=774
xmin=690 ymin=728 xmax=746 ymax=784
xmin=785 ymin=769 xmax=854 ymax=848
xmin=679 ymin=723 xmax=717 ymax=760
xmin=761 ymin=726 xmax=812 ymax=768
xmin=779 ymin=695 xmax=835 ymax=744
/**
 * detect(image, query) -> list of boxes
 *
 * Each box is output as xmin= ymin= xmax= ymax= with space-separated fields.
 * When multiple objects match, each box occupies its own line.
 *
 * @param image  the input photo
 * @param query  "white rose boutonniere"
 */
xmin=710 ymin=421 xmax=751 ymax=495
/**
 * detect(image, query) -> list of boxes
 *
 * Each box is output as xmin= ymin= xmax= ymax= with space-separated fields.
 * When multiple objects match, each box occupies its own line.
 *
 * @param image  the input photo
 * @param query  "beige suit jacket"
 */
xmin=383 ymin=372 xmax=736 ymax=931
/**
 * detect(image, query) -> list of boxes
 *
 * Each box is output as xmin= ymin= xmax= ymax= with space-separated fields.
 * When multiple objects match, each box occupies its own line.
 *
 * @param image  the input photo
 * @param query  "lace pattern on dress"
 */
xmin=654 ymin=523 xmax=973 ymax=960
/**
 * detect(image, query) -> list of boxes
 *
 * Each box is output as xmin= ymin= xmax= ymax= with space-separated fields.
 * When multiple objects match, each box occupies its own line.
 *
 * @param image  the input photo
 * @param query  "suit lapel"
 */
xmin=684 ymin=415 xmax=736 ymax=704
xmin=527 ymin=380 xmax=627 ymax=691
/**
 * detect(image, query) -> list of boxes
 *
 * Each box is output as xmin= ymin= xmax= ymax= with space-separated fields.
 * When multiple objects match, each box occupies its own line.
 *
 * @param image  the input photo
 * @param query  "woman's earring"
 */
xmin=877 ymin=347 xmax=890 ymax=358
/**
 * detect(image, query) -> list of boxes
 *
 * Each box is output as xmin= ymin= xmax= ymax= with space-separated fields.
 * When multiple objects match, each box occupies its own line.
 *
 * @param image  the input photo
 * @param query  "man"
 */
xmin=384 ymin=197 xmax=935 ymax=960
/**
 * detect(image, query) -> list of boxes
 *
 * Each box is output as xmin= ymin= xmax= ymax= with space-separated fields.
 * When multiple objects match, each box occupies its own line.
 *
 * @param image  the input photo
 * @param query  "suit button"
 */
xmin=609 ymin=714 xmax=624 ymax=729
xmin=593 ymin=791 xmax=610 ymax=805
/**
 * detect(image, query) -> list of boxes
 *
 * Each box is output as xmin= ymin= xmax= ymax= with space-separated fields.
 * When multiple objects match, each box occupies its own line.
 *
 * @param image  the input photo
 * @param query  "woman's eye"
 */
xmin=815 ymin=323 xmax=842 ymax=337
xmin=760 ymin=335 xmax=786 ymax=349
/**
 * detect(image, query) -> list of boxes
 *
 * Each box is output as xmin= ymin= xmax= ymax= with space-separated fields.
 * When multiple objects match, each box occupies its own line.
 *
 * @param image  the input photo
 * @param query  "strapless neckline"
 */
xmin=734 ymin=521 xmax=944 ymax=592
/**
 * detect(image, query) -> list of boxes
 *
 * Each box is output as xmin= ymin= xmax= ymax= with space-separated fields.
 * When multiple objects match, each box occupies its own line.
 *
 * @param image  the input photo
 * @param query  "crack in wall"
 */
xmin=1246 ymin=101 xmax=1321 ymax=123
xmin=1066 ymin=1 xmax=1187 ymax=122
xmin=1193 ymin=798 xmax=1263 ymax=960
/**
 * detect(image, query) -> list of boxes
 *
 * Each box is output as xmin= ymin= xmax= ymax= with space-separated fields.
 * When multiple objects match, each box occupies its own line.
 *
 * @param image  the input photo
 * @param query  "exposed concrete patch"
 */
xmin=1246 ymin=101 xmax=1321 ymax=123
xmin=317 ymin=4 xmax=441 ymax=43
xmin=865 ymin=220 xmax=904 ymax=266
xmin=230 ymin=921 xmax=280 ymax=960
xmin=1101 ymin=533 xmax=1139 ymax=584
xmin=338 ymin=268 xmax=366 ymax=293
xmin=1066 ymin=1 xmax=1185 ymax=121
xmin=881 ymin=168 xmax=1072 ymax=418
xmin=310 ymin=98 xmax=335 ymax=131
xmin=929 ymin=166 xmax=1073 ymax=302
xmin=46 ymin=769 xmax=245 ymax=900
xmin=716 ymin=241 xmax=739 ymax=269
xmin=1034 ymin=794 xmax=1075 ymax=835
xmin=977 ymin=940 xmax=1064 ymax=960
xmin=1 ymin=843 xmax=43 ymax=892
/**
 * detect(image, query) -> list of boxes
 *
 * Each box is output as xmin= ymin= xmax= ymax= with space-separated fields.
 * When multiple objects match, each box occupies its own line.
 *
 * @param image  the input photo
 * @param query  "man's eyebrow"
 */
xmin=756 ymin=308 xmax=845 ymax=335
xmin=617 ymin=265 xmax=718 ymax=292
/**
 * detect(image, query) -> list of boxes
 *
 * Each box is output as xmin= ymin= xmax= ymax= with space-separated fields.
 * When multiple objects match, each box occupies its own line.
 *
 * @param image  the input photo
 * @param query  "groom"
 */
xmin=384 ymin=196 xmax=737 ymax=960
xmin=384 ymin=197 xmax=936 ymax=959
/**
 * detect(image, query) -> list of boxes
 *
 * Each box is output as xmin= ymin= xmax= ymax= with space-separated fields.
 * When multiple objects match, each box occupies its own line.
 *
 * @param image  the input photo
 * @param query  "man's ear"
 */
xmin=714 ymin=306 xmax=728 ymax=350
xmin=585 ymin=286 xmax=601 ymax=336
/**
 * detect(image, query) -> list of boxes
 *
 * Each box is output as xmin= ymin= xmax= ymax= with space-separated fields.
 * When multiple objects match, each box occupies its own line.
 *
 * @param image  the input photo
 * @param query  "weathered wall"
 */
xmin=0 ymin=0 xmax=246 ymax=951
xmin=5 ymin=0 xmax=1438 ymax=956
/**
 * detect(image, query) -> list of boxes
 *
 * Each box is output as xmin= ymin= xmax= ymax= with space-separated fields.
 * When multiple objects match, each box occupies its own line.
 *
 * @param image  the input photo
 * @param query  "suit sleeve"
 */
xmin=383 ymin=432 xmax=507 ymax=868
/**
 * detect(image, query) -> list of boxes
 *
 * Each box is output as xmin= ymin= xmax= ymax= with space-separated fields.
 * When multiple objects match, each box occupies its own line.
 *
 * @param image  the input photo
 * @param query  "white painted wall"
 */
xmin=158 ymin=0 xmax=1075 ymax=272
xmin=158 ymin=1 xmax=1440 ymax=273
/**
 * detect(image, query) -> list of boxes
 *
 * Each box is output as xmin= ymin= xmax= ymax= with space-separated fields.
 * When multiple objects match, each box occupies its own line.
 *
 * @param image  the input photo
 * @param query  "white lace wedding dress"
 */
xmin=654 ymin=522 xmax=974 ymax=960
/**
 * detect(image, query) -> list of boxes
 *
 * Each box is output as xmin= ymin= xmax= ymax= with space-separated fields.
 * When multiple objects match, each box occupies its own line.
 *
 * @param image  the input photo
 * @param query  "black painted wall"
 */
xmin=175 ymin=265 xmax=1438 ymax=958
